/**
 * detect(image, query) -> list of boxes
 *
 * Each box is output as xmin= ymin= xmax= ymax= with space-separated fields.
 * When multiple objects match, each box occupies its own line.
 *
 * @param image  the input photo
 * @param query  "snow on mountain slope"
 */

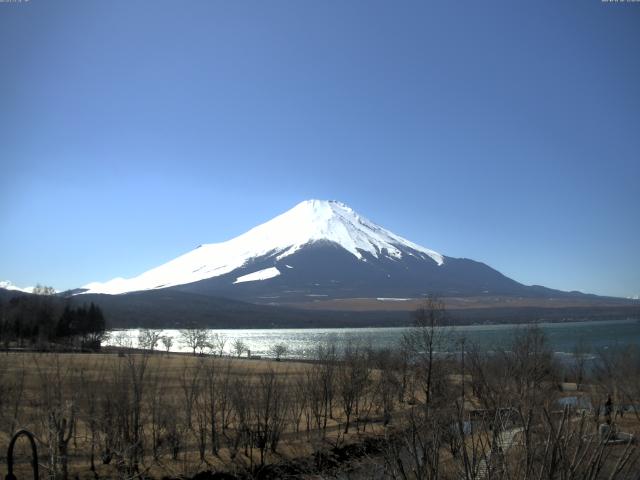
xmin=0 ymin=280 xmax=36 ymax=293
xmin=233 ymin=267 xmax=281 ymax=284
xmin=81 ymin=200 xmax=444 ymax=295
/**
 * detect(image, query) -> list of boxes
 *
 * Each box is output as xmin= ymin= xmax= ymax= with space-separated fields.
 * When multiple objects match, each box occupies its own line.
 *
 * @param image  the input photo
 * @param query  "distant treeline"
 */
xmin=0 ymin=290 xmax=107 ymax=350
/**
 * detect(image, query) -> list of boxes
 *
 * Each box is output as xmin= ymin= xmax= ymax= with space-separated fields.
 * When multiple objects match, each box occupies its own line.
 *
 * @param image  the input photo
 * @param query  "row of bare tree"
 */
xmin=112 ymin=328 xmax=290 ymax=360
xmin=1 ymin=300 xmax=639 ymax=479
xmin=0 ymin=341 xmax=414 ymax=479
xmin=382 ymin=299 xmax=640 ymax=480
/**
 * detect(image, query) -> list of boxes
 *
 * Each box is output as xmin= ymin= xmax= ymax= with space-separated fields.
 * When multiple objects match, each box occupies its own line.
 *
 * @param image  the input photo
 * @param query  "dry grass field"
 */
xmin=279 ymin=295 xmax=638 ymax=312
xmin=2 ymin=323 xmax=640 ymax=480
xmin=0 ymin=350 xmax=403 ymax=479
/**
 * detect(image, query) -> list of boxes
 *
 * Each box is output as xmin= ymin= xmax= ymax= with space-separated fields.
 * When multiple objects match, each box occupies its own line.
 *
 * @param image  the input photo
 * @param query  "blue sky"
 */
xmin=1 ymin=0 xmax=639 ymax=297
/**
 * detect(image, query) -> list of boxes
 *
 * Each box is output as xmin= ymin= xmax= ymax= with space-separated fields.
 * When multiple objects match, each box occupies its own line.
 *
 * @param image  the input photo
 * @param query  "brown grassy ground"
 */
xmin=2 ymin=351 xmax=639 ymax=479
xmin=0 ymin=351 xmax=395 ymax=479
xmin=279 ymin=295 xmax=637 ymax=312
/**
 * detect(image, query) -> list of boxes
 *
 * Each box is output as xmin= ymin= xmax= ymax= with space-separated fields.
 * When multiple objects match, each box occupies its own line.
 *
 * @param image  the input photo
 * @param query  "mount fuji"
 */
xmin=79 ymin=199 xmax=575 ymax=303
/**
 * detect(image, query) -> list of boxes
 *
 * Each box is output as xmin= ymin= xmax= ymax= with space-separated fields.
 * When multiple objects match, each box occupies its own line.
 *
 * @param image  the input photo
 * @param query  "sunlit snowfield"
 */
xmin=107 ymin=318 xmax=640 ymax=359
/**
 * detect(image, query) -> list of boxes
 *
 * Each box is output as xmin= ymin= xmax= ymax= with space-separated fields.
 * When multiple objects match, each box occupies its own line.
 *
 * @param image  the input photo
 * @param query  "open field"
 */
xmin=2 ymin=322 xmax=640 ymax=479
xmin=281 ymin=294 xmax=640 ymax=312
xmin=0 ymin=349 xmax=406 ymax=479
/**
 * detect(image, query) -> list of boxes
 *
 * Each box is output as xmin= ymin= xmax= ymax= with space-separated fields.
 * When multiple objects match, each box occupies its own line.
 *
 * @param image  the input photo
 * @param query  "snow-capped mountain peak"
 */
xmin=269 ymin=199 xmax=443 ymax=264
xmin=81 ymin=199 xmax=444 ymax=295
xmin=0 ymin=280 xmax=36 ymax=294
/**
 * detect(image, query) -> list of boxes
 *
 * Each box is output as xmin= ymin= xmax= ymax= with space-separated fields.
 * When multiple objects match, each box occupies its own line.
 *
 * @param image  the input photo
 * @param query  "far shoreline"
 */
xmin=107 ymin=315 xmax=640 ymax=332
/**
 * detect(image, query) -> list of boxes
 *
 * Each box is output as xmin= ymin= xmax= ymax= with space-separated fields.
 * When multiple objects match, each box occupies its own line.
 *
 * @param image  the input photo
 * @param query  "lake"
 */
xmin=108 ymin=318 xmax=640 ymax=359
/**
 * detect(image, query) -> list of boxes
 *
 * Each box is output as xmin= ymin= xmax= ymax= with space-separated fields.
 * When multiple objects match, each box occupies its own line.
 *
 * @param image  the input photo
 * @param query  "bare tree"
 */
xmin=383 ymin=400 xmax=450 ymax=480
xmin=180 ymin=328 xmax=208 ymax=356
xmin=145 ymin=365 xmax=168 ymax=461
xmin=138 ymin=329 xmax=162 ymax=352
xmin=0 ymin=355 xmax=26 ymax=439
xmin=180 ymin=358 xmax=203 ymax=430
xmin=250 ymin=368 xmax=290 ymax=466
xmin=217 ymin=359 xmax=234 ymax=433
xmin=98 ymin=352 xmax=151 ymax=475
xmin=337 ymin=342 xmax=369 ymax=433
xmin=113 ymin=330 xmax=133 ymax=350
xmin=202 ymin=357 xmax=221 ymax=455
xmin=161 ymin=335 xmax=173 ymax=356
xmin=232 ymin=338 xmax=248 ymax=358
xmin=125 ymin=353 xmax=150 ymax=475
xmin=269 ymin=343 xmax=288 ymax=361
xmin=403 ymin=296 xmax=450 ymax=412
xmin=291 ymin=374 xmax=308 ymax=433
xmin=207 ymin=332 xmax=227 ymax=356
xmin=372 ymin=348 xmax=400 ymax=426
xmin=78 ymin=359 xmax=106 ymax=474
xmin=510 ymin=325 xmax=557 ymax=409
xmin=229 ymin=377 xmax=251 ymax=460
xmin=34 ymin=354 xmax=77 ymax=480
xmin=194 ymin=381 xmax=208 ymax=464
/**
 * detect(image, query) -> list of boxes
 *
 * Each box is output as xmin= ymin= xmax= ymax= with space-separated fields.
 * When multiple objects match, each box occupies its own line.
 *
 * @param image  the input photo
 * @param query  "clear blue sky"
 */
xmin=1 ymin=0 xmax=639 ymax=297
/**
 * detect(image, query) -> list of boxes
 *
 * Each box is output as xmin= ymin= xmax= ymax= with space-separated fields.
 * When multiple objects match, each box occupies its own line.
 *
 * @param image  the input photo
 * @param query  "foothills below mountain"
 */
xmin=2 ymin=200 xmax=638 ymax=328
